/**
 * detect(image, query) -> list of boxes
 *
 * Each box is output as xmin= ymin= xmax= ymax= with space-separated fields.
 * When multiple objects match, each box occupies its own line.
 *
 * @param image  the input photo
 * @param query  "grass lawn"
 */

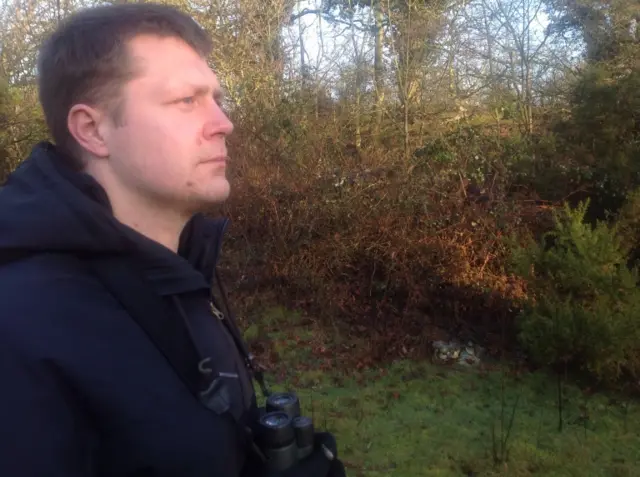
xmin=245 ymin=307 xmax=640 ymax=477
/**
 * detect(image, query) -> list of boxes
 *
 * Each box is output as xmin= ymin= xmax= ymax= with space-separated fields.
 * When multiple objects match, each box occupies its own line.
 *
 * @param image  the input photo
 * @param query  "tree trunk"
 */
xmin=374 ymin=1 xmax=384 ymax=140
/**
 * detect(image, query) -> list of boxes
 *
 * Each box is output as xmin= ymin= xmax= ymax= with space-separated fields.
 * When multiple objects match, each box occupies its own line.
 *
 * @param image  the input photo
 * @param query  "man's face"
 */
xmin=99 ymin=34 xmax=234 ymax=213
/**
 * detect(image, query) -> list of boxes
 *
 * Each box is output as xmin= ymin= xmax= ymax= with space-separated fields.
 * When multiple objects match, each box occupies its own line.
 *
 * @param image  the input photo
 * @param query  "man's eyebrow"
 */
xmin=189 ymin=84 xmax=225 ymax=101
xmin=212 ymin=88 xmax=224 ymax=101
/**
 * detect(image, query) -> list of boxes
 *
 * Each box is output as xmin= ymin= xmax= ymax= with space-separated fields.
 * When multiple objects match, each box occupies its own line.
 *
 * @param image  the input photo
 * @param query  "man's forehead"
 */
xmin=127 ymin=36 xmax=220 ymax=92
xmin=157 ymin=74 xmax=221 ymax=94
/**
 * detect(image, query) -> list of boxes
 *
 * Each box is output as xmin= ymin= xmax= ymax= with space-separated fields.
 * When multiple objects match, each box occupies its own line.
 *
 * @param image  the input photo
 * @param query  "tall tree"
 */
xmin=545 ymin=0 xmax=639 ymax=62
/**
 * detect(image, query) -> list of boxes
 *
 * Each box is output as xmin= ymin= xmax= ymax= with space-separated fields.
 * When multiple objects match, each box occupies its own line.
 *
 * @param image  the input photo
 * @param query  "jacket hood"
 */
xmin=0 ymin=142 xmax=229 ymax=294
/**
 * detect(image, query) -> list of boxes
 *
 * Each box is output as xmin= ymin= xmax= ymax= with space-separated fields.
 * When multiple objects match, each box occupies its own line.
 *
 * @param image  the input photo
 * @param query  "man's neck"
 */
xmin=82 ymin=165 xmax=192 ymax=253
xmin=107 ymin=190 xmax=190 ymax=253
xmin=115 ymin=207 xmax=188 ymax=253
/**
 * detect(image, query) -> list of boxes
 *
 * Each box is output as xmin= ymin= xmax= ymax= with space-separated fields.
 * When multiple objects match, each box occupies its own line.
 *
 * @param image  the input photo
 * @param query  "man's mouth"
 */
xmin=203 ymin=156 xmax=227 ymax=164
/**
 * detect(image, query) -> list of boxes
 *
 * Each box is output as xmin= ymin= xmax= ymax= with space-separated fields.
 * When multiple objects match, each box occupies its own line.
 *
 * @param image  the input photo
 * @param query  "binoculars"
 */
xmin=253 ymin=391 xmax=315 ymax=472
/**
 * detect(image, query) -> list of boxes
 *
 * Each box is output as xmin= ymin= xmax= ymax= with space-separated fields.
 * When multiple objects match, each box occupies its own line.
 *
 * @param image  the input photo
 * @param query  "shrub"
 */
xmin=509 ymin=199 xmax=640 ymax=384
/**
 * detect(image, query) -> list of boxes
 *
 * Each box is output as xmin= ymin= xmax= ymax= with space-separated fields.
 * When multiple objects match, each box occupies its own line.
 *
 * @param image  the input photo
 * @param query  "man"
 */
xmin=0 ymin=3 xmax=344 ymax=477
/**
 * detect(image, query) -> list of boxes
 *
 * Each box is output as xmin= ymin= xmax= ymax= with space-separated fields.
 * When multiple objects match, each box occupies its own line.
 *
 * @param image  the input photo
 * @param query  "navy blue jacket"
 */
xmin=0 ymin=142 xmax=259 ymax=476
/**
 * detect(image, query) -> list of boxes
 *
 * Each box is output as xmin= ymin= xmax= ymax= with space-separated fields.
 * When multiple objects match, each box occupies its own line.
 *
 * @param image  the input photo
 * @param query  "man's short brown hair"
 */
xmin=37 ymin=2 xmax=213 ymax=166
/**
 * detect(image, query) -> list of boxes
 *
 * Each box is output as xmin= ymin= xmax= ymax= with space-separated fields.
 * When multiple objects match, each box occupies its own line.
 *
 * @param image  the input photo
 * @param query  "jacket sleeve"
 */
xmin=0 ymin=338 xmax=96 ymax=477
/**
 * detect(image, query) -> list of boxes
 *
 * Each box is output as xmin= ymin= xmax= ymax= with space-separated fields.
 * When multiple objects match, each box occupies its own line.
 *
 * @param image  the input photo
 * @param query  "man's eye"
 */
xmin=180 ymin=96 xmax=195 ymax=105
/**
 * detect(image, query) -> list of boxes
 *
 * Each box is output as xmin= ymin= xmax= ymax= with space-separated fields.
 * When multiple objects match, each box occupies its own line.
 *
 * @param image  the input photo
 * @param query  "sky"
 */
xmin=283 ymin=0 xmax=556 ymax=75
xmin=284 ymin=0 xmax=367 ymax=78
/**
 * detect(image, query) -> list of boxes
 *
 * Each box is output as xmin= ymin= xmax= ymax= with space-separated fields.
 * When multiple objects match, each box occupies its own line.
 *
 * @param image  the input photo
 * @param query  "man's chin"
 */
xmin=210 ymin=182 xmax=231 ymax=202
xmin=197 ymin=185 xmax=231 ymax=208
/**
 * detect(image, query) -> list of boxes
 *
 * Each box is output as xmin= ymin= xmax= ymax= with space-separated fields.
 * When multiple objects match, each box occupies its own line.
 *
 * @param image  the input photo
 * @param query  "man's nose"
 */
xmin=203 ymin=102 xmax=234 ymax=139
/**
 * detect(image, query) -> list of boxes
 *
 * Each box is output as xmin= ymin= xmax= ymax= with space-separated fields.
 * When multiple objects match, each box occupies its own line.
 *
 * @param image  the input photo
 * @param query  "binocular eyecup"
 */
xmin=254 ymin=392 xmax=314 ymax=472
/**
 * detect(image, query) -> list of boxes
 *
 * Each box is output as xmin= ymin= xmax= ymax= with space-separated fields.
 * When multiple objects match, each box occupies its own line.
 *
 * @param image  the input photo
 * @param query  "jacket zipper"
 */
xmin=209 ymin=300 xmax=224 ymax=320
xmin=208 ymin=298 xmax=253 ymax=405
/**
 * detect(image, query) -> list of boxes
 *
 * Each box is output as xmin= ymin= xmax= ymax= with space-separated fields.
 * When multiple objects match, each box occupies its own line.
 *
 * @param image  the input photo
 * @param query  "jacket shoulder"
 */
xmin=0 ymin=252 xmax=108 ymax=297
xmin=0 ymin=252 xmax=126 ymax=347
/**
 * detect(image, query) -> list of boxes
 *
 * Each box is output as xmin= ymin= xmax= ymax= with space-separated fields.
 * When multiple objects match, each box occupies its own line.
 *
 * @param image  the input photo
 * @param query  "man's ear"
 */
xmin=67 ymin=103 xmax=110 ymax=158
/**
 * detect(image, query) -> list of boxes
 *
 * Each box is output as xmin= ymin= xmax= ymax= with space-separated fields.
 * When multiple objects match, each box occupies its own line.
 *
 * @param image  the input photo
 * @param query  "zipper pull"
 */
xmin=209 ymin=300 xmax=225 ymax=320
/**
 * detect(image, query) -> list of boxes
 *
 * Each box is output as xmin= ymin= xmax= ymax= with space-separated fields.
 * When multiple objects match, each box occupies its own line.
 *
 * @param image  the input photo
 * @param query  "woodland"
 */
xmin=1 ymin=0 xmax=640 ymax=393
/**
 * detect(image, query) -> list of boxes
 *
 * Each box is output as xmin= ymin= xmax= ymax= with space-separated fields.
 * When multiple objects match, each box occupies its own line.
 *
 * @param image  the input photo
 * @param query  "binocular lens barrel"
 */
xmin=256 ymin=392 xmax=315 ymax=472
xmin=292 ymin=415 xmax=314 ymax=460
xmin=265 ymin=392 xmax=301 ymax=419
xmin=292 ymin=416 xmax=314 ymax=448
xmin=257 ymin=412 xmax=295 ymax=449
